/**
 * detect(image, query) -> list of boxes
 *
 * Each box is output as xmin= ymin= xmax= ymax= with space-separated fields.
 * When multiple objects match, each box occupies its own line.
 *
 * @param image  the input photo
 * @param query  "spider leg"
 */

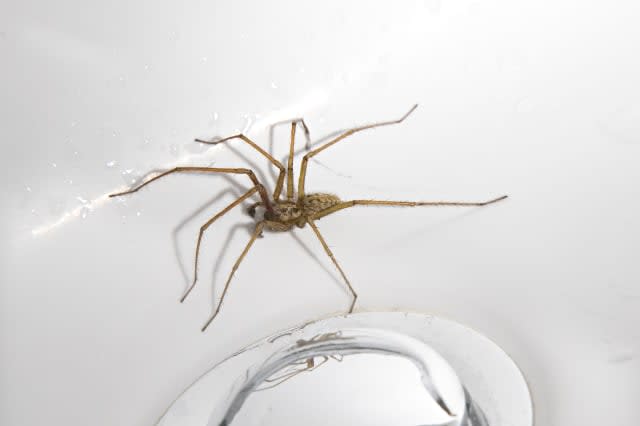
xmin=109 ymin=166 xmax=273 ymax=213
xmin=297 ymin=104 xmax=418 ymax=200
xmin=286 ymin=123 xmax=296 ymax=200
xmin=201 ymin=221 xmax=265 ymax=331
xmin=310 ymin=195 xmax=509 ymax=221
xmin=195 ymin=135 xmax=287 ymax=201
xmin=285 ymin=119 xmax=313 ymax=200
xmin=181 ymin=186 xmax=261 ymax=303
xmin=263 ymin=357 xmax=319 ymax=383
xmin=258 ymin=356 xmax=330 ymax=391
xmin=306 ymin=218 xmax=357 ymax=313
xmin=266 ymin=118 xmax=311 ymax=194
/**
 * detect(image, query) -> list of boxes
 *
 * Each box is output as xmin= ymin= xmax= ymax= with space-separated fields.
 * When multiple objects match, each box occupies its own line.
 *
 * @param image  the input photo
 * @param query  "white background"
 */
xmin=1 ymin=0 xmax=639 ymax=425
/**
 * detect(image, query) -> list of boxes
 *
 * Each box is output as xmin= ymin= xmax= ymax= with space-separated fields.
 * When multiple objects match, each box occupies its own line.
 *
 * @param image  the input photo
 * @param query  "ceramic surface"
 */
xmin=1 ymin=1 xmax=639 ymax=425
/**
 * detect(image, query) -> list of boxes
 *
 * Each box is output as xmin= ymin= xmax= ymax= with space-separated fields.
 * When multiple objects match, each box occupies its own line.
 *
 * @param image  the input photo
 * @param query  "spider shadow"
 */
xmin=113 ymin=167 xmax=244 ymax=301
xmin=164 ymin=138 xmax=269 ymax=299
xmin=122 ymin=167 xmax=254 ymax=289
xmin=171 ymin=180 xmax=251 ymax=296
xmin=206 ymin=221 xmax=255 ymax=306
xmin=381 ymin=206 xmax=502 ymax=250
xmin=288 ymin=227 xmax=348 ymax=294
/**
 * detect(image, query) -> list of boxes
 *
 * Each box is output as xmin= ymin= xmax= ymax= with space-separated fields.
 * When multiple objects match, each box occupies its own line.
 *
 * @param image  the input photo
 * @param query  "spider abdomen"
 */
xmin=302 ymin=193 xmax=342 ymax=216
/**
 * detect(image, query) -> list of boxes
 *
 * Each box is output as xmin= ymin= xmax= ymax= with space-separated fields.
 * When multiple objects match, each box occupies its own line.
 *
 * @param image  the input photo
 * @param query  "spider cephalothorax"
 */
xmin=110 ymin=105 xmax=507 ymax=331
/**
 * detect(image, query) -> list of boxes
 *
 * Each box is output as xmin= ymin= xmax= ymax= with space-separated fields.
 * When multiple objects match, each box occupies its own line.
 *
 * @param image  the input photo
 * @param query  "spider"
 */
xmin=110 ymin=105 xmax=507 ymax=331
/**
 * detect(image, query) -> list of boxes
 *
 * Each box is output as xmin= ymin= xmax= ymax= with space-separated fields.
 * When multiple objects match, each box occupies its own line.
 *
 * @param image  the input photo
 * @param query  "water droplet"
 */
xmin=121 ymin=169 xmax=133 ymax=183
xmin=66 ymin=178 xmax=74 ymax=185
xmin=121 ymin=169 xmax=142 ymax=185
xmin=270 ymin=81 xmax=278 ymax=89
xmin=73 ymin=151 xmax=79 ymax=156
xmin=140 ymin=138 xmax=152 ymax=151
xmin=80 ymin=206 xmax=91 ymax=219
xmin=77 ymin=196 xmax=93 ymax=219
xmin=213 ymin=112 xmax=219 ymax=121
xmin=182 ymin=142 xmax=209 ymax=154
xmin=299 ymin=66 xmax=306 ymax=73
xmin=201 ymin=56 xmax=208 ymax=63
xmin=25 ymin=186 xmax=32 ymax=192
xmin=136 ymin=211 xmax=142 ymax=217
xmin=30 ymin=208 xmax=37 ymax=215
xmin=112 ymin=130 xmax=118 ymax=137
xmin=51 ymin=162 xmax=57 ymax=168
xmin=144 ymin=64 xmax=150 ymax=71
xmin=425 ymin=0 xmax=441 ymax=13
xmin=515 ymin=97 xmax=533 ymax=113
xmin=106 ymin=160 xmax=117 ymax=168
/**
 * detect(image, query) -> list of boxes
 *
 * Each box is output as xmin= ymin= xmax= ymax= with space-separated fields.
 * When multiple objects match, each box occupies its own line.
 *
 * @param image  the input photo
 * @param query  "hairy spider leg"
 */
xmin=286 ymin=119 xmax=313 ymax=200
xmin=181 ymin=186 xmax=262 ymax=303
xmin=297 ymin=104 xmax=418 ymax=201
xmin=286 ymin=123 xmax=296 ymax=200
xmin=201 ymin=221 xmax=265 ymax=332
xmin=109 ymin=166 xmax=272 ymax=213
xmin=195 ymin=135 xmax=287 ymax=201
xmin=306 ymin=218 xmax=358 ymax=313
xmin=310 ymin=195 xmax=509 ymax=221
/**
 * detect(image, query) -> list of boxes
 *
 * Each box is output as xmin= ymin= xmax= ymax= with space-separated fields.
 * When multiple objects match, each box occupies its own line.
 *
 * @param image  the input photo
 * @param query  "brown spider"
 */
xmin=110 ymin=105 xmax=507 ymax=331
